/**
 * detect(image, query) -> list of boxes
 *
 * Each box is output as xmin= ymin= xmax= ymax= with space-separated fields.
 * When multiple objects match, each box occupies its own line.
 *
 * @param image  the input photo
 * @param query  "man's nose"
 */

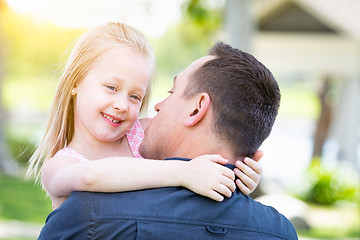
xmin=154 ymin=101 xmax=163 ymax=112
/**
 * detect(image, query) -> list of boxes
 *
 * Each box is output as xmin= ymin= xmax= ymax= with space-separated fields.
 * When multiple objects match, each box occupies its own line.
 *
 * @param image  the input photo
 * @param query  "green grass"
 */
xmin=299 ymin=227 xmax=360 ymax=239
xmin=298 ymin=225 xmax=360 ymax=239
xmin=0 ymin=175 xmax=52 ymax=223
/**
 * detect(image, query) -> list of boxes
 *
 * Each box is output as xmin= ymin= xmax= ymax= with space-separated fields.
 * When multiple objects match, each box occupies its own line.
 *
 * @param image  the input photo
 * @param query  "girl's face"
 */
xmin=73 ymin=46 xmax=150 ymax=144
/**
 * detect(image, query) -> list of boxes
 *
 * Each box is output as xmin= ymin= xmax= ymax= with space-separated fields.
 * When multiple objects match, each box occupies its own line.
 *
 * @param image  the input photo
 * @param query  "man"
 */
xmin=38 ymin=42 xmax=298 ymax=239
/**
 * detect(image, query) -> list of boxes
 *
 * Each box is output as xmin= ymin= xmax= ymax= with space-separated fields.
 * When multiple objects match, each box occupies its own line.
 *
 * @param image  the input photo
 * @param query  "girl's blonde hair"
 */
xmin=26 ymin=22 xmax=155 ymax=183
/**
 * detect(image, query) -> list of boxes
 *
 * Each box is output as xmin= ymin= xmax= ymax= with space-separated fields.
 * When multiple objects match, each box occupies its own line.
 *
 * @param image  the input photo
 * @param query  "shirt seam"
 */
xmin=83 ymin=192 xmax=96 ymax=239
xmin=90 ymin=216 xmax=294 ymax=240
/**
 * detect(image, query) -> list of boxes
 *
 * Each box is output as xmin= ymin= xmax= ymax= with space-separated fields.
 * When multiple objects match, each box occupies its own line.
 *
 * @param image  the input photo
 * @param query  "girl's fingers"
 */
xmin=236 ymin=159 xmax=261 ymax=180
xmin=214 ymin=183 xmax=233 ymax=199
xmin=234 ymin=167 xmax=256 ymax=193
xmin=244 ymin=157 xmax=263 ymax=175
xmin=221 ymin=176 xmax=236 ymax=193
xmin=208 ymin=191 xmax=225 ymax=202
xmin=238 ymin=171 xmax=256 ymax=191
xmin=207 ymin=154 xmax=228 ymax=165
xmin=252 ymin=150 xmax=264 ymax=163
xmin=221 ymin=167 xmax=235 ymax=181
xmin=236 ymin=179 xmax=251 ymax=196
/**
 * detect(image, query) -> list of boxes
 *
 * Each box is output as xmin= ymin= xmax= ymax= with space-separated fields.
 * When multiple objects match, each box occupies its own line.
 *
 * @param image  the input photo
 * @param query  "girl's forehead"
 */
xmin=78 ymin=47 xmax=150 ymax=88
xmin=92 ymin=47 xmax=147 ymax=68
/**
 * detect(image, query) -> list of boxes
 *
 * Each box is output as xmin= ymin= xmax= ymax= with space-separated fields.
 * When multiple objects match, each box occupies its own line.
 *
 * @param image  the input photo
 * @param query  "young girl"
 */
xmin=26 ymin=22 xmax=263 ymax=209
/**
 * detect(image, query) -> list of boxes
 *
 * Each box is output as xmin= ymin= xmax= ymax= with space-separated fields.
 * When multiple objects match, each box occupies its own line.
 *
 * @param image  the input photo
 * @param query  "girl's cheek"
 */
xmin=129 ymin=107 xmax=141 ymax=121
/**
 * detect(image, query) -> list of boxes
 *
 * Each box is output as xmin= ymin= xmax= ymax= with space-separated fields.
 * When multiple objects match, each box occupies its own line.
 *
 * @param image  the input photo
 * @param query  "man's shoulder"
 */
xmin=243 ymin=194 xmax=298 ymax=239
xmin=38 ymin=192 xmax=90 ymax=239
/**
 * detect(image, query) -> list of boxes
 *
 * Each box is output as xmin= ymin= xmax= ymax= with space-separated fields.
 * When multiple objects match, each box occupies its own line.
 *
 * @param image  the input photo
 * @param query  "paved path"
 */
xmin=0 ymin=220 xmax=42 ymax=239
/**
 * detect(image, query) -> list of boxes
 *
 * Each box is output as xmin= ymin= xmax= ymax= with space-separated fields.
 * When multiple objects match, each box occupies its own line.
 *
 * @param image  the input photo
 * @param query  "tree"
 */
xmin=0 ymin=0 xmax=19 ymax=175
xmin=311 ymin=76 xmax=333 ymax=160
xmin=224 ymin=0 xmax=254 ymax=52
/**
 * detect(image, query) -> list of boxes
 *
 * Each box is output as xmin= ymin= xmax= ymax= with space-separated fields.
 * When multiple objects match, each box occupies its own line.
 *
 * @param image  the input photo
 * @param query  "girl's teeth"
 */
xmin=104 ymin=114 xmax=120 ymax=123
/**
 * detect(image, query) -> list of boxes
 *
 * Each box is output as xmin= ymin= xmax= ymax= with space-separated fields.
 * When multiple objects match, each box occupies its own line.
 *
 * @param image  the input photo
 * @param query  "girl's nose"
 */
xmin=113 ymin=96 xmax=128 ymax=112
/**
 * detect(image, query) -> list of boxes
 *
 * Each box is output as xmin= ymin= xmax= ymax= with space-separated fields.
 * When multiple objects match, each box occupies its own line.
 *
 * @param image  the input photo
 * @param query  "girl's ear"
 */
xmin=71 ymin=88 xmax=77 ymax=96
xmin=184 ymin=93 xmax=210 ymax=127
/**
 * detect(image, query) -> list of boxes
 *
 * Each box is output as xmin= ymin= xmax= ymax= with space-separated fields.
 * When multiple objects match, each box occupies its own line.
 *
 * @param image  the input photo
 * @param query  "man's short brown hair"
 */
xmin=184 ymin=42 xmax=281 ymax=158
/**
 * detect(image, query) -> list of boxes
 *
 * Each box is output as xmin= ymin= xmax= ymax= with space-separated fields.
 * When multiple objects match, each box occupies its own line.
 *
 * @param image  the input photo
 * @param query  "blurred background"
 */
xmin=0 ymin=0 xmax=359 ymax=239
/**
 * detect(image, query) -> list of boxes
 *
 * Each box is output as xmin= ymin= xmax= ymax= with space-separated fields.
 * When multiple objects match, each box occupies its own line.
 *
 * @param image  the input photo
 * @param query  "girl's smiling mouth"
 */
xmin=101 ymin=113 xmax=123 ymax=124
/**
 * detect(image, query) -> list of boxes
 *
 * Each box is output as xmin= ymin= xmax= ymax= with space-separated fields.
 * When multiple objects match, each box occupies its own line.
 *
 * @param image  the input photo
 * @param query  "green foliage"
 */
xmin=299 ymin=159 xmax=360 ymax=205
xmin=151 ymin=0 xmax=224 ymax=79
xmin=0 ymin=5 xmax=85 ymax=76
xmin=181 ymin=0 xmax=223 ymax=43
xmin=298 ymin=225 xmax=360 ymax=239
xmin=0 ymin=175 xmax=52 ymax=223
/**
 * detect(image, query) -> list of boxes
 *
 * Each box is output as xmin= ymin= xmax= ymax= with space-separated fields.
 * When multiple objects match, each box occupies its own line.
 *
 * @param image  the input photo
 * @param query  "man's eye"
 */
xmin=107 ymin=85 xmax=116 ymax=91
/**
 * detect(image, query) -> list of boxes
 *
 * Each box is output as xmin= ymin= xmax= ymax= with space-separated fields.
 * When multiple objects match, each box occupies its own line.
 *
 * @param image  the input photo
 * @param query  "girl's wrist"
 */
xmin=173 ymin=160 xmax=188 ymax=188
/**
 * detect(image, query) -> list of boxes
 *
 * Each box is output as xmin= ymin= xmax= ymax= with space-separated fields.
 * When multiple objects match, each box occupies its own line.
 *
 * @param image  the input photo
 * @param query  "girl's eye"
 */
xmin=167 ymin=90 xmax=174 ymax=95
xmin=107 ymin=85 xmax=117 ymax=91
xmin=130 ymin=95 xmax=141 ymax=101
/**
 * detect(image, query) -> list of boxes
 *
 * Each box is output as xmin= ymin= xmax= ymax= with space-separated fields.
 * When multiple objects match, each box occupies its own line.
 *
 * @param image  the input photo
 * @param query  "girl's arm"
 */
xmin=139 ymin=118 xmax=263 ymax=196
xmin=41 ymin=154 xmax=236 ymax=204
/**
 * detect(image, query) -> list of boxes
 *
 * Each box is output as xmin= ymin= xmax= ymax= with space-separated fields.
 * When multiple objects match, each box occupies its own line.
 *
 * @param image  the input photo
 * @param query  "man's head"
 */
xmin=140 ymin=42 xmax=280 ymax=161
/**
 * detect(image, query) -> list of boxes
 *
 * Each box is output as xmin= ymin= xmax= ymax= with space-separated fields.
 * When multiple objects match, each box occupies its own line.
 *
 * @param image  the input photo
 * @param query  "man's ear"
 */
xmin=184 ymin=93 xmax=210 ymax=127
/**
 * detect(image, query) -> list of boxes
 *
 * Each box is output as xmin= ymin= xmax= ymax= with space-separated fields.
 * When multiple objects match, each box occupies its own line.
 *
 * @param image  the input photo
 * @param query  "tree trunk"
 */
xmin=225 ymin=0 xmax=254 ymax=52
xmin=311 ymin=76 xmax=333 ymax=161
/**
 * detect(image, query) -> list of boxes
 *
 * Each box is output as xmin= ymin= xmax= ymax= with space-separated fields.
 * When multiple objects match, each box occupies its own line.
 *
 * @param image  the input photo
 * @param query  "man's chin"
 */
xmin=138 ymin=144 xmax=145 ymax=158
xmin=139 ymin=143 xmax=150 ymax=159
xmin=139 ymin=145 xmax=160 ymax=160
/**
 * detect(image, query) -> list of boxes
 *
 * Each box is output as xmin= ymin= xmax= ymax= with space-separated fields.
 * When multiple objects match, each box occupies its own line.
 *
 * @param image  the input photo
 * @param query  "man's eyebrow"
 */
xmin=171 ymin=76 xmax=177 ymax=88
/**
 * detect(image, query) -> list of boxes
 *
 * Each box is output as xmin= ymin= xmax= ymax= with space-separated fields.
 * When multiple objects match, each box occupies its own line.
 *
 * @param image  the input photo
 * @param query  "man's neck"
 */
xmin=171 ymin=133 xmax=237 ymax=165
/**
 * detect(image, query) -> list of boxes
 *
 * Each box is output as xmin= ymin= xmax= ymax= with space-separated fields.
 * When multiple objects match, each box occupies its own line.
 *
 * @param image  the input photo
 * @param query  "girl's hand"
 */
xmin=181 ymin=155 xmax=236 ymax=202
xmin=234 ymin=150 xmax=263 ymax=196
